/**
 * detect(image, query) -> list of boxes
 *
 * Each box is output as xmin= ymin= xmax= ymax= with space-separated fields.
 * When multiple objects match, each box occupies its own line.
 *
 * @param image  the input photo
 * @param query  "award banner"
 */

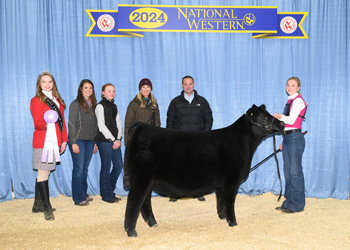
xmin=117 ymin=5 xmax=278 ymax=34
xmin=86 ymin=10 xmax=143 ymax=37
xmin=252 ymin=12 xmax=308 ymax=39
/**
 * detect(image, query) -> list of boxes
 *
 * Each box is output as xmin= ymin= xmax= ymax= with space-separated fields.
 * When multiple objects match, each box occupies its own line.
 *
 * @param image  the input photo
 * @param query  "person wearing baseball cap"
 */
xmin=124 ymin=78 xmax=161 ymax=145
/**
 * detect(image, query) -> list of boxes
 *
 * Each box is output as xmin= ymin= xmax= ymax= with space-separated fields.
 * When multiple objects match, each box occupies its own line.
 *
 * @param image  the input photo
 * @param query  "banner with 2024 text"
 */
xmin=86 ymin=5 xmax=308 ymax=39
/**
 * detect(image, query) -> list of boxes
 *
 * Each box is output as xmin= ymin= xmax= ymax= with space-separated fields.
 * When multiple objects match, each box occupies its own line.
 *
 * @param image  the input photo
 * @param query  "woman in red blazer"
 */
xmin=30 ymin=71 xmax=68 ymax=221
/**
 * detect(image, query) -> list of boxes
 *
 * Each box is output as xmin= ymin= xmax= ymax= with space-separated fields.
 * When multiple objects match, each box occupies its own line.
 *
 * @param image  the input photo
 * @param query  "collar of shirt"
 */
xmin=184 ymin=92 xmax=194 ymax=104
xmin=42 ymin=90 xmax=59 ymax=107
xmin=287 ymin=92 xmax=299 ymax=100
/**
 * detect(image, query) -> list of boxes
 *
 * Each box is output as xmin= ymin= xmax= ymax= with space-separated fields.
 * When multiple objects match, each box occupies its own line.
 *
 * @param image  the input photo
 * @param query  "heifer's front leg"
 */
xmin=215 ymin=187 xmax=226 ymax=220
xmin=141 ymin=190 xmax=158 ymax=227
xmin=124 ymin=186 xmax=151 ymax=237
xmin=223 ymin=182 xmax=240 ymax=227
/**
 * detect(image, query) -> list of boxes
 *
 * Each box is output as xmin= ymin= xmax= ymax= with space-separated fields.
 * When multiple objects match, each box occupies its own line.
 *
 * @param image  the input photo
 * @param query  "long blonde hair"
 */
xmin=100 ymin=83 xmax=115 ymax=100
xmin=287 ymin=76 xmax=302 ymax=96
xmin=36 ymin=71 xmax=66 ymax=108
xmin=137 ymin=91 xmax=157 ymax=109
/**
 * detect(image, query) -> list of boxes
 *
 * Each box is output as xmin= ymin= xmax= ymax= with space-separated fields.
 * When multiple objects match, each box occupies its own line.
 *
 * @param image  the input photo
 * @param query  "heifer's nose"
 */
xmin=280 ymin=121 xmax=285 ymax=128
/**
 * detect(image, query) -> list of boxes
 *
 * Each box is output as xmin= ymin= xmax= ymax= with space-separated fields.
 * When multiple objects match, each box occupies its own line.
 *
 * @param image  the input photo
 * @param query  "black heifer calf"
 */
xmin=123 ymin=104 xmax=284 ymax=237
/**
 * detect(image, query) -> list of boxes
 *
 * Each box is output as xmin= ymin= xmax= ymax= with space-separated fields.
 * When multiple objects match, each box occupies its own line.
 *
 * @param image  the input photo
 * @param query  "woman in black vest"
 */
xmin=95 ymin=83 xmax=123 ymax=203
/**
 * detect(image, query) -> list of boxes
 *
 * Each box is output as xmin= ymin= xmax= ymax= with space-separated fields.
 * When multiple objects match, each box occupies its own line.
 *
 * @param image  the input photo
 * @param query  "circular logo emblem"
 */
xmin=280 ymin=16 xmax=297 ymax=34
xmin=244 ymin=13 xmax=256 ymax=26
xmin=97 ymin=14 xmax=115 ymax=32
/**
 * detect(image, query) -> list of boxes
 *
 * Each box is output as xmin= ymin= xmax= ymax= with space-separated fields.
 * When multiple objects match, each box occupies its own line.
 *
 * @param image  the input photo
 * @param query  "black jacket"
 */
xmin=95 ymin=98 xmax=119 ymax=142
xmin=166 ymin=90 xmax=213 ymax=131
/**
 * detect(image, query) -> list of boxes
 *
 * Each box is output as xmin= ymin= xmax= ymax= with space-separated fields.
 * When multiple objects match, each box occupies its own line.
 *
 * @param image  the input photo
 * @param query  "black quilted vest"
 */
xmin=95 ymin=98 xmax=119 ymax=142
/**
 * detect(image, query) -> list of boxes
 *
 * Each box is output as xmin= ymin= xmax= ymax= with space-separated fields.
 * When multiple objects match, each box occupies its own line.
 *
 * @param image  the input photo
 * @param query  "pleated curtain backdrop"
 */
xmin=0 ymin=0 xmax=349 ymax=202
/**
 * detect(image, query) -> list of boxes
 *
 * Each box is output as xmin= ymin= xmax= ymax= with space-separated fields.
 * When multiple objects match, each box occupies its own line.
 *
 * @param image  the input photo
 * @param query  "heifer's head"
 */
xmin=245 ymin=105 xmax=284 ymax=136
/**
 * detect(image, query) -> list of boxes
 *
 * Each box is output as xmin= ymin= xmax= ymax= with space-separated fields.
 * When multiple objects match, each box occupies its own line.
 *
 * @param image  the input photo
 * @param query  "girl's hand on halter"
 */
xmin=273 ymin=113 xmax=282 ymax=120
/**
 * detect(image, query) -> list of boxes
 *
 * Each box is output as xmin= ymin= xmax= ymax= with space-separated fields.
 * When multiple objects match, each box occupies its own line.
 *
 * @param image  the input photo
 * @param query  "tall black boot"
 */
xmin=32 ymin=179 xmax=44 ymax=213
xmin=32 ymin=179 xmax=56 ymax=213
xmin=37 ymin=180 xmax=55 ymax=221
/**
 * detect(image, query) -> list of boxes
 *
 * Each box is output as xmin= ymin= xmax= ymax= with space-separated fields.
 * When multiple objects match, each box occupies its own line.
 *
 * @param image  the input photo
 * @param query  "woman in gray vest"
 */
xmin=68 ymin=79 xmax=98 ymax=206
xmin=95 ymin=83 xmax=123 ymax=203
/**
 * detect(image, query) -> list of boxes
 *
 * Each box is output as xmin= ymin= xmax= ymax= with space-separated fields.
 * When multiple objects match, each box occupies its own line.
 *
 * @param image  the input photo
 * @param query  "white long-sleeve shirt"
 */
xmin=95 ymin=103 xmax=123 ymax=141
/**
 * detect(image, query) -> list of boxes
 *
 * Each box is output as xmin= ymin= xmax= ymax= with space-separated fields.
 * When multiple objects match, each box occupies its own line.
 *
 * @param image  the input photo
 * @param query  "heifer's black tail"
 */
xmin=123 ymin=175 xmax=130 ymax=191
xmin=124 ymin=121 xmax=143 ymax=191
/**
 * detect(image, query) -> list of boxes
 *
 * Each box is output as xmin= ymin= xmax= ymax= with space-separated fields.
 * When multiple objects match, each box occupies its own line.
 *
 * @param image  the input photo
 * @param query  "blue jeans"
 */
xmin=282 ymin=132 xmax=306 ymax=212
xmin=69 ymin=140 xmax=95 ymax=205
xmin=96 ymin=141 xmax=123 ymax=202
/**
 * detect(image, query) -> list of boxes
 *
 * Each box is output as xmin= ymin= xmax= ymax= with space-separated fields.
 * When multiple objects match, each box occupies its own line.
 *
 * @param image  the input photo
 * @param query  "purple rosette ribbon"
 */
xmin=44 ymin=110 xmax=58 ymax=124
xmin=41 ymin=110 xmax=60 ymax=163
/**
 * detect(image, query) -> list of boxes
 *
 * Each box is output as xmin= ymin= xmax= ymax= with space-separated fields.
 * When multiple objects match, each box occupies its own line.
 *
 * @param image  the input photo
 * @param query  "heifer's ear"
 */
xmin=247 ymin=105 xmax=257 ymax=118
xmin=259 ymin=104 xmax=266 ymax=110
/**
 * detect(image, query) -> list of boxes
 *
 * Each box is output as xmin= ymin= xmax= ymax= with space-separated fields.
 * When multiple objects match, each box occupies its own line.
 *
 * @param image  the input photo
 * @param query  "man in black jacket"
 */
xmin=166 ymin=75 xmax=213 ymax=202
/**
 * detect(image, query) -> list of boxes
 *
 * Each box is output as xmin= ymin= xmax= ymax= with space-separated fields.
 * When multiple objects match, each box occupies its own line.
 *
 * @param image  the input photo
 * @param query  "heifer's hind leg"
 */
xmin=124 ymin=185 xmax=152 ymax=237
xmin=223 ymin=182 xmax=240 ymax=227
xmin=141 ymin=190 xmax=158 ymax=227
xmin=215 ymin=187 xmax=226 ymax=220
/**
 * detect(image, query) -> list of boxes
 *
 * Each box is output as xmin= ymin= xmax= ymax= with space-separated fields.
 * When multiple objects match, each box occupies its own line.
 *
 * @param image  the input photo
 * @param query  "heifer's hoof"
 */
xmin=197 ymin=196 xmax=206 ymax=201
xmin=228 ymin=221 xmax=238 ymax=227
xmin=218 ymin=213 xmax=226 ymax=220
xmin=126 ymin=230 xmax=138 ymax=237
xmin=146 ymin=219 xmax=158 ymax=227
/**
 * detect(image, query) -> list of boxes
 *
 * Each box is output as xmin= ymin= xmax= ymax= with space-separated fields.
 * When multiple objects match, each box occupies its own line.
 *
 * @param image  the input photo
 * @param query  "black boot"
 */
xmin=32 ymin=179 xmax=56 ymax=213
xmin=32 ymin=179 xmax=44 ymax=213
xmin=37 ymin=180 xmax=55 ymax=221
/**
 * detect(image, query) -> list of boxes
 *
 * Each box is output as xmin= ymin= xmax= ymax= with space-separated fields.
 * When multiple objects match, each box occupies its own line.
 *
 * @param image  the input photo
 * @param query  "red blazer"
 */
xmin=30 ymin=96 xmax=68 ymax=148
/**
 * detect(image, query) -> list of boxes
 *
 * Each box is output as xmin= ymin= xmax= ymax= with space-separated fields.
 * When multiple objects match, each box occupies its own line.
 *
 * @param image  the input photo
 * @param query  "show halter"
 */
xmin=41 ymin=110 xmax=60 ymax=163
xmin=245 ymin=112 xmax=276 ymax=131
xmin=247 ymin=110 xmax=308 ymax=202
xmin=245 ymin=113 xmax=283 ymax=201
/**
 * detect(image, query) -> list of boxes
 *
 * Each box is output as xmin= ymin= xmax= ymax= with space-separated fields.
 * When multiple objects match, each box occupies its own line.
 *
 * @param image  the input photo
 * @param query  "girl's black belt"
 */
xmin=283 ymin=129 xmax=301 ymax=137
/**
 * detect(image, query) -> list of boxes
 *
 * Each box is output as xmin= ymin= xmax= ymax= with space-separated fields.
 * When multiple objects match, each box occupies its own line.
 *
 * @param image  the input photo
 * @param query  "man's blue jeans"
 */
xmin=69 ymin=140 xmax=95 ymax=205
xmin=282 ymin=132 xmax=306 ymax=212
xmin=96 ymin=141 xmax=123 ymax=202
